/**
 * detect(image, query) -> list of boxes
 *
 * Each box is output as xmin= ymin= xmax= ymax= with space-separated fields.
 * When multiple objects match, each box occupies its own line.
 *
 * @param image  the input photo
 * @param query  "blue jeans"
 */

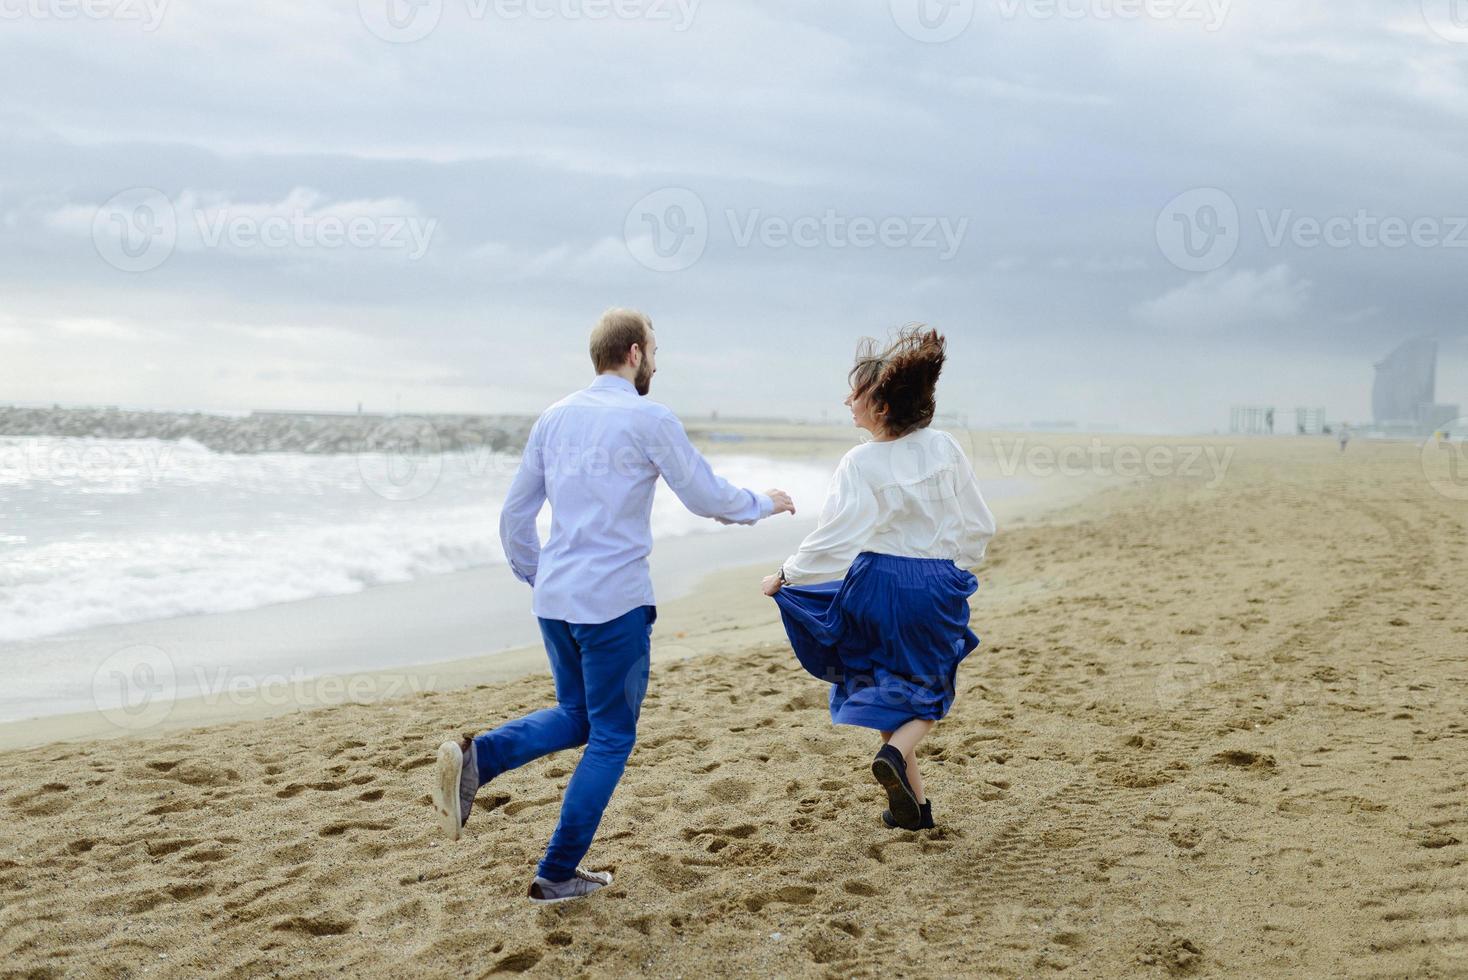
xmin=473 ymin=604 xmax=654 ymax=882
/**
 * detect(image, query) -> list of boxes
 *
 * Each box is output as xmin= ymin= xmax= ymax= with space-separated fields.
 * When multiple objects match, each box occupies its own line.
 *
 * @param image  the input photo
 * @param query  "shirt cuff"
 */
xmin=755 ymin=492 xmax=775 ymax=519
xmin=778 ymin=556 xmax=810 ymax=586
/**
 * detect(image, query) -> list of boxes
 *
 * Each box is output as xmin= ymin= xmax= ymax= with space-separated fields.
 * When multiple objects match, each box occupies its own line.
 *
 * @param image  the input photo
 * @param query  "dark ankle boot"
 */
xmin=882 ymin=799 xmax=936 ymax=830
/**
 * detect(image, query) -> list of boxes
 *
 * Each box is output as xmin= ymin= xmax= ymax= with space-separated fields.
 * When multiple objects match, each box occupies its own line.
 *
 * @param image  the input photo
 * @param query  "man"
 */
xmin=430 ymin=308 xmax=795 ymax=904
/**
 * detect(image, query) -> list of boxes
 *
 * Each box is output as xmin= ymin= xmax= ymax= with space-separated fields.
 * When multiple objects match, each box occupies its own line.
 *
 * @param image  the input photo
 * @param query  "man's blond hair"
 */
xmin=589 ymin=308 xmax=653 ymax=373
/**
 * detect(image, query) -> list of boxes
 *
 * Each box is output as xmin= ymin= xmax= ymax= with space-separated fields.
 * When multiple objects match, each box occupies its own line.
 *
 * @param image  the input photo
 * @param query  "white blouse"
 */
xmin=780 ymin=428 xmax=996 ymax=586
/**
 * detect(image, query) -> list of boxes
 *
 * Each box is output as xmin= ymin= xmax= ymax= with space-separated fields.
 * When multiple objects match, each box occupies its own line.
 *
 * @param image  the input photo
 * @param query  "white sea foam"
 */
xmin=0 ymin=437 xmax=834 ymax=642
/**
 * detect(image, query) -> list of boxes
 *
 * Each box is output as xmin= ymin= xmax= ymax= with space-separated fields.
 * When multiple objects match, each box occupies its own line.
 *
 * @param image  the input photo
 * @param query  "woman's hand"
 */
xmin=761 ymin=574 xmax=783 ymax=596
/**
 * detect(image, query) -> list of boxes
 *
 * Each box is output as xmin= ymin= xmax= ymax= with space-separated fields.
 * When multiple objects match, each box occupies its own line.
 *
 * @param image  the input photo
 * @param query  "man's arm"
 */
xmin=498 ymin=422 xmax=546 ymax=585
xmin=649 ymin=412 xmax=794 ymax=525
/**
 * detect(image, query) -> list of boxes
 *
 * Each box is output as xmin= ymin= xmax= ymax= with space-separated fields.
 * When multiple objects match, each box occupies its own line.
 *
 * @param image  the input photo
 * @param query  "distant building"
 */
xmin=1373 ymin=338 xmax=1436 ymax=429
xmin=1230 ymin=405 xmax=1275 ymax=435
xmin=1372 ymin=337 xmax=1459 ymax=435
xmin=1295 ymin=407 xmax=1326 ymax=435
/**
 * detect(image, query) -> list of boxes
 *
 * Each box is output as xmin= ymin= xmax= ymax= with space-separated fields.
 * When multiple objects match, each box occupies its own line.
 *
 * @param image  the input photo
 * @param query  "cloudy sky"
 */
xmin=2 ymin=0 xmax=1465 ymax=432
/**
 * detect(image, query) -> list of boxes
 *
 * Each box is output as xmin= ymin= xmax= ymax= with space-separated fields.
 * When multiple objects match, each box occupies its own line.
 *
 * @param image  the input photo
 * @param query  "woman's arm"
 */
xmin=952 ymin=440 xmax=996 ymax=568
xmin=778 ymin=454 xmax=879 ymax=586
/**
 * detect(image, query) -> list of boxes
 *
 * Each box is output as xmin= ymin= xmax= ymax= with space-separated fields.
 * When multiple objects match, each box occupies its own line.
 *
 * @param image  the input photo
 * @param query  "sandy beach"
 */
xmin=3 ymin=435 xmax=1465 ymax=977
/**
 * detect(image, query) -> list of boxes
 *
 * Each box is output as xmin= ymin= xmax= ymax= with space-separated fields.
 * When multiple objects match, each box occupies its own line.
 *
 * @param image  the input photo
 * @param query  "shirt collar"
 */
xmin=590 ymin=374 xmax=638 ymax=395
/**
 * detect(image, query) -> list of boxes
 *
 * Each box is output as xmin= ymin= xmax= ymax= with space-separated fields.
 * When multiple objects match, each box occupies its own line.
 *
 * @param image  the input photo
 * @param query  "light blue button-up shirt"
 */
xmin=499 ymin=374 xmax=775 ymax=625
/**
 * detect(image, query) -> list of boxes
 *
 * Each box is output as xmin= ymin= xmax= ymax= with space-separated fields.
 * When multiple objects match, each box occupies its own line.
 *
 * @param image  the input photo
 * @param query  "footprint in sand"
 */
xmin=1210 ymin=750 xmax=1277 ymax=771
xmin=317 ymin=820 xmax=390 ymax=837
xmin=271 ymin=913 xmax=355 ymax=936
xmin=8 ymin=782 xmax=73 ymax=817
xmin=488 ymin=949 xmax=542 ymax=973
xmin=502 ymin=797 xmax=557 ymax=816
xmin=743 ymin=885 xmax=818 ymax=912
xmin=680 ymin=824 xmax=757 ymax=852
xmin=705 ymin=778 xmax=753 ymax=804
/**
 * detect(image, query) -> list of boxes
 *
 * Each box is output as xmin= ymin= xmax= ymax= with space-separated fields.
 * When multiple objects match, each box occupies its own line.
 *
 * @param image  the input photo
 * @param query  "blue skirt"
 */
xmin=772 ymin=552 xmax=979 ymax=731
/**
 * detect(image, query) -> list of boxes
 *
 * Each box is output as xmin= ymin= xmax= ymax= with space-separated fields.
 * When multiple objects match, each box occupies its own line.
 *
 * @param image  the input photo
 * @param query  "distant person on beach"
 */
xmin=431 ymin=308 xmax=795 ymax=904
xmin=762 ymin=327 xmax=995 ymax=831
xmin=1339 ymin=424 xmax=1351 ymax=454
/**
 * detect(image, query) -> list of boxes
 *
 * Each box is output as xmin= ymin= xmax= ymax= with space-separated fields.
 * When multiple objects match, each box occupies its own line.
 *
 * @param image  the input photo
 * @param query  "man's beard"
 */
xmin=634 ymin=359 xmax=653 ymax=396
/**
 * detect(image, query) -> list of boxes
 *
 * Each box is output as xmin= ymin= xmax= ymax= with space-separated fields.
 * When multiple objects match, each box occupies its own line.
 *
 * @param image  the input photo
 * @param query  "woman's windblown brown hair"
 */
xmin=848 ymin=326 xmax=947 ymax=437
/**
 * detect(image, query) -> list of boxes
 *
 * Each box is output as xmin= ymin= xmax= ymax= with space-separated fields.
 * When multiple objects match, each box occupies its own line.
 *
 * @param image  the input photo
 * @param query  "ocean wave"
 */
xmin=0 ymin=439 xmax=835 ymax=643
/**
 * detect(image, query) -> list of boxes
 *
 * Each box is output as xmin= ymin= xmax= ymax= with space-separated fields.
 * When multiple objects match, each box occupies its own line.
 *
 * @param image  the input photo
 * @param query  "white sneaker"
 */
xmin=527 ymin=867 xmax=614 ymax=904
xmin=430 ymin=738 xmax=478 ymax=841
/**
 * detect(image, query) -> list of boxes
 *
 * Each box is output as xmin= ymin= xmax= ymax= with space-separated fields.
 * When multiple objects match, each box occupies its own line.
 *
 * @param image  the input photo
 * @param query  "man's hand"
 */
xmin=761 ymin=574 xmax=783 ymax=596
xmin=764 ymin=489 xmax=795 ymax=516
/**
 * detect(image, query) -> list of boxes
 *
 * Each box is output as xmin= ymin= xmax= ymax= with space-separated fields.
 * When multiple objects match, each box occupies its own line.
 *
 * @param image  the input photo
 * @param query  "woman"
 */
xmin=762 ymin=327 xmax=995 ymax=831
